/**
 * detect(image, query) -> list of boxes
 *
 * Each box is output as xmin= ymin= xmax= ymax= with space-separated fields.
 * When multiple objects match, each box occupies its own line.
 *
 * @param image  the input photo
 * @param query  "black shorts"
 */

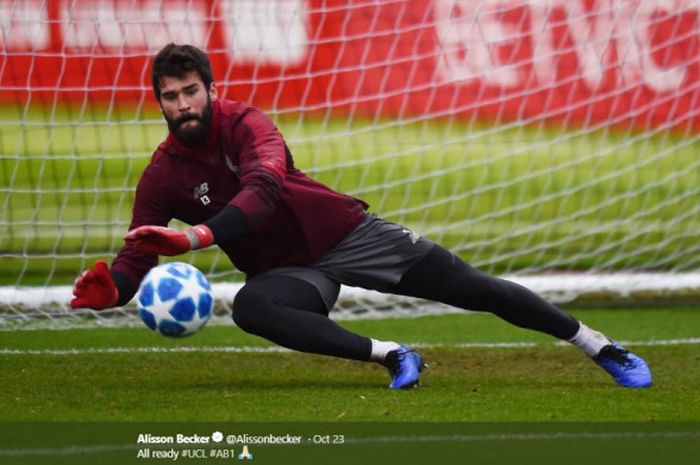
xmin=252 ymin=215 xmax=435 ymax=311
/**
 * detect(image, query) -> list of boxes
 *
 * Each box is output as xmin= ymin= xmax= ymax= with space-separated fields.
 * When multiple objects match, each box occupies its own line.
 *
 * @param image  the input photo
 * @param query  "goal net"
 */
xmin=2 ymin=0 xmax=700 ymax=329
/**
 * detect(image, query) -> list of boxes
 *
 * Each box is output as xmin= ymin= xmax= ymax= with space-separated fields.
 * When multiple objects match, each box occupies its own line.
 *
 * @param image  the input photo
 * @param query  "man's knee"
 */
xmin=232 ymin=286 xmax=271 ymax=333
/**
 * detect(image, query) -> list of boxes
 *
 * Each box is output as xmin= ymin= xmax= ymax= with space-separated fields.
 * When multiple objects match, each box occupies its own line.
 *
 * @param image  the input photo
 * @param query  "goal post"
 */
xmin=2 ymin=0 xmax=700 ymax=329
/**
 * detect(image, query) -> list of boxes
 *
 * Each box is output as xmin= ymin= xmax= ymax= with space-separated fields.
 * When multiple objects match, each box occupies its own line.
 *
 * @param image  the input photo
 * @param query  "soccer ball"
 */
xmin=137 ymin=262 xmax=213 ymax=337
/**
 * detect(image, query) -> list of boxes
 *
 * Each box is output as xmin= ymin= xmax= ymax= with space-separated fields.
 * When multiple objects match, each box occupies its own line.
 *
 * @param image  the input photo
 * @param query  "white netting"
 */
xmin=1 ymin=0 xmax=700 ymax=329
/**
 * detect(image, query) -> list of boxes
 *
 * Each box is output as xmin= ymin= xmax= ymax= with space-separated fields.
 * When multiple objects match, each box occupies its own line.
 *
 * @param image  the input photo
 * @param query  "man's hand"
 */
xmin=124 ymin=225 xmax=213 ymax=256
xmin=71 ymin=260 xmax=119 ymax=310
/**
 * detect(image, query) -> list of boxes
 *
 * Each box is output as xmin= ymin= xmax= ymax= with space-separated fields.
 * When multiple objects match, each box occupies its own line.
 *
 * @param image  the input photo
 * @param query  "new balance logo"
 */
xmin=402 ymin=228 xmax=421 ymax=245
xmin=193 ymin=182 xmax=210 ymax=206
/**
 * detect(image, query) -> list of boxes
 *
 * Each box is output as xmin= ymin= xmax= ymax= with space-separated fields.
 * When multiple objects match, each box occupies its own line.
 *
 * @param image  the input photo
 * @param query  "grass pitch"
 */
xmin=1 ymin=308 xmax=699 ymax=464
xmin=3 ymin=307 xmax=699 ymax=422
xmin=3 ymin=105 xmax=700 ymax=463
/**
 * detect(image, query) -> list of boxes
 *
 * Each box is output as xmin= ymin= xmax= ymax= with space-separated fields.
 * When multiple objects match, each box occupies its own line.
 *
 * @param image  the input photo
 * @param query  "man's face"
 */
xmin=158 ymin=71 xmax=217 ymax=146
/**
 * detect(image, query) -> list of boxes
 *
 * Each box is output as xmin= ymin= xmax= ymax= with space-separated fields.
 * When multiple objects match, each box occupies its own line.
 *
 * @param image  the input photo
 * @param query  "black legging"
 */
xmin=232 ymin=275 xmax=373 ymax=360
xmin=232 ymin=245 xmax=579 ymax=361
xmin=389 ymin=245 xmax=579 ymax=339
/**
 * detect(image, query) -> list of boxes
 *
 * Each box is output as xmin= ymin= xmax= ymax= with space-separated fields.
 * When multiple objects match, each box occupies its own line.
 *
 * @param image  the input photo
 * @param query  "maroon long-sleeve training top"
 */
xmin=111 ymin=99 xmax=368 ymax=289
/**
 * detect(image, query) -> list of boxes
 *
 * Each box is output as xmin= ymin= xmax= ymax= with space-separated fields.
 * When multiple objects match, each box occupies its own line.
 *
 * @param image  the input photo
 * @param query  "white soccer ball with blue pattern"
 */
xmin=137 ymin=262 xmax=213 ymax=337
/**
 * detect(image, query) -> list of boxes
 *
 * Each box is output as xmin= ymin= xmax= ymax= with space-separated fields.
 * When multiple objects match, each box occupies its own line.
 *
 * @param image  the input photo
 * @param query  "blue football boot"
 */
xmin=384 ymin=346 xmax=427 ymax=389
xmin=593 ymin=341 xmax=652 ymax=388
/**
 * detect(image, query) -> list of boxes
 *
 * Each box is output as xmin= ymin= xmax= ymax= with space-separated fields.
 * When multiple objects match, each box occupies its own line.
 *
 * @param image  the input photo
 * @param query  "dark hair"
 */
xmin=151 ymin=43 xmax=213 ymax=101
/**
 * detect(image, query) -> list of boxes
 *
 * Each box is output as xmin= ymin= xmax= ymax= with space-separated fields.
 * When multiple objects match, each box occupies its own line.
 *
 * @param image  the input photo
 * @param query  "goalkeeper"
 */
xmin=72 ymin=44 xmax=652 ymax=389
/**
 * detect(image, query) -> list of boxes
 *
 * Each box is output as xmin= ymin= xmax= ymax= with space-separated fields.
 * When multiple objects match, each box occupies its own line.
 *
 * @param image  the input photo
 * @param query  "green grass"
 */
xmin=3 ymin=104 xmax=700 ymax=285
xmin=2 ymin=308 xmax=699 ymax=464
xmin=6 ymin=346 xmax=698 ymax=422
xmin=2 ymin=308 xmax=699 ymax=422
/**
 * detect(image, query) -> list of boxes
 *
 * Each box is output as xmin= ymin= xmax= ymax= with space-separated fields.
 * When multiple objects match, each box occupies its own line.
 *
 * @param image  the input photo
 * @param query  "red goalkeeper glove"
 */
xmin=70 ymin=260 xmax=119 ymax=310
xmin=123 ymin=225 xmax=214 ymax=256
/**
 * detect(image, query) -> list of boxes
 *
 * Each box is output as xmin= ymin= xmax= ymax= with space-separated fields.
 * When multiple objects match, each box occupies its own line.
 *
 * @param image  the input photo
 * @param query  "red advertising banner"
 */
xmin=1 ymin=0 xmax=698 ymax=130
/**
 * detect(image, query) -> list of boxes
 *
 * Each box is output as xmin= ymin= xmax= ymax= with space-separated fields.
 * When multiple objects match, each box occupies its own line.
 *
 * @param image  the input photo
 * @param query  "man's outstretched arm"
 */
xmin=123 ymin=205 xmax=248 ymax=256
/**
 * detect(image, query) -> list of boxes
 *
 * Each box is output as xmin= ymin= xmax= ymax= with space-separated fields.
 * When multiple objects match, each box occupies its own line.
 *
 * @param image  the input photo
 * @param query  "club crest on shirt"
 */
xmin=193 ymin=182 xmax=210 ymax=206
xmin=224 ymin=155 xmax=240 ymax=177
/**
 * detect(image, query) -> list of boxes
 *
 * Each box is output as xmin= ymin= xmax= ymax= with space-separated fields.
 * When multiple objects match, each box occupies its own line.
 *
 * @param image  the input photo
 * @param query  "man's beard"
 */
xmin=165 ymin=99 xmax=213 ymax=146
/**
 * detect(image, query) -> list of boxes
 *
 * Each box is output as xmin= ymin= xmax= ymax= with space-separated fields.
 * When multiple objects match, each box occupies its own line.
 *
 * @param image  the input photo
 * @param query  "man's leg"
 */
xmin=389 ymin=245 xmax=580 ymax=338
xmin=232 ymin=275 xmax=372 ymax=361
xmin=388 ymin=245 xmax=652 ymax=388
xmin=233 ymin=274 xmax=424 ymax=388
